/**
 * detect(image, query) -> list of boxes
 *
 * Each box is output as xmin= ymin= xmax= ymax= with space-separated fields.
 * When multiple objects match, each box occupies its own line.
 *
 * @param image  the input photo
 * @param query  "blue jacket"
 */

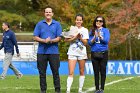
xmin=88 ymin=27 xmax=110 ymax=52
xmin=0 ymin=30 xmax=19 ymax=55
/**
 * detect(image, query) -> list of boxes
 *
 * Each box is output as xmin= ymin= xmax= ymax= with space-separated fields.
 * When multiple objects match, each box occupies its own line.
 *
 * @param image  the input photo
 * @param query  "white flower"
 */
xmin=62 ymin=26 xmax=79 ymax=38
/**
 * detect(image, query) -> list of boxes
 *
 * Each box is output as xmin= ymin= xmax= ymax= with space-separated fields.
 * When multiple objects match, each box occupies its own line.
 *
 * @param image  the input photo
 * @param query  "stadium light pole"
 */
xmin=19 ymin=21 xmax=22 ymax=32
xmin=123 ymin=0 xmax=133 ymax=60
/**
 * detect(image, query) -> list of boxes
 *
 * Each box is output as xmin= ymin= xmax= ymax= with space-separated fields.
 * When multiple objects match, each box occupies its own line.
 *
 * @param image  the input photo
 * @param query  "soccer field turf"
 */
xmin=0 ymin=75 xmax=140 ymax=93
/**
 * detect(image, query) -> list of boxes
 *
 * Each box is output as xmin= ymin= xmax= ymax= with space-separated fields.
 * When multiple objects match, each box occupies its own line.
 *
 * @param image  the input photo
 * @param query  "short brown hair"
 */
xmin=3 ymin=22 xmax=10 ymax=28
xmin=44 ymin=6 xmax=53 ymax=13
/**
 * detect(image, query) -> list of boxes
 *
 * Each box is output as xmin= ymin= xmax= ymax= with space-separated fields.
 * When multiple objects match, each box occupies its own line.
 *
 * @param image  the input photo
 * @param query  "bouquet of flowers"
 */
xmin=62 ymin=26 xmax=79 ymax=38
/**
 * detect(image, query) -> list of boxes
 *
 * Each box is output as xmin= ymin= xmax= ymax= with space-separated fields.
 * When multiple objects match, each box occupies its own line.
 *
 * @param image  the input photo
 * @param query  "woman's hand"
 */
xmin=97 ymin=31 xmax=103 ymax=40
xmin=77 ymin=33 xmax=82 ymax=40
xmin=64 ymin=35 xmax=77 ymax=42
xmin=91 ymin=35 xmax=96 ymax=43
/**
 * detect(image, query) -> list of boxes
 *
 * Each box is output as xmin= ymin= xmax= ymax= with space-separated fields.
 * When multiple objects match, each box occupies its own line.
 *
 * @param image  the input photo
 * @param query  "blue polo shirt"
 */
xmin=33 ymin=19 xmax=62 ymax=54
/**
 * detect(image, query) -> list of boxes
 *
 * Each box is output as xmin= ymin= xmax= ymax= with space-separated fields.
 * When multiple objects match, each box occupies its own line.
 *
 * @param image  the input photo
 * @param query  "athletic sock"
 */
xmin=78 ymin=76 xmax=85 ymax=92
xmin=67 ymin=76 xmax=73 ymax=92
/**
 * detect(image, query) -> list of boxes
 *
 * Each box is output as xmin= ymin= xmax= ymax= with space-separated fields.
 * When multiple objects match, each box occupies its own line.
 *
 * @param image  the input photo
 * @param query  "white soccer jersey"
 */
xmin=67 ymin=26 xmax=89 ymax=56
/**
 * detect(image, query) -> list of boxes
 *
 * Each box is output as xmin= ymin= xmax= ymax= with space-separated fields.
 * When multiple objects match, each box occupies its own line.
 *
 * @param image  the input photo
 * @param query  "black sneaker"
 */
xmin=55 ymin=90 xmax=61 ymax=93
xmin=40 ymin=90 xmax=46 ymax=93
xmin=100 ymin=89 xmax=104 ymax=93
xmin=94 ymin=90 xmax=100 ymax=93
xmin=55 ymin=88 xmax=61 ymax=93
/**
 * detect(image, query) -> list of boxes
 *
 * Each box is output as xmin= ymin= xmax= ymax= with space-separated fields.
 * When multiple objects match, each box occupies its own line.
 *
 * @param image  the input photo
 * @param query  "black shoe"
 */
xmin=55 ymin=90 xmax=61 ymax=93
xmin=99 ymin=89 xmax=104 ymax=93
xmin=55 ymin=92 xmax=61 ymax=93
xmin=55 ymin=88 xmax=61 ymax=93
xmin=94 ymin=90 xmax=100 ymax=93
xmin=40 ymin=90 xmax=46 ymax=93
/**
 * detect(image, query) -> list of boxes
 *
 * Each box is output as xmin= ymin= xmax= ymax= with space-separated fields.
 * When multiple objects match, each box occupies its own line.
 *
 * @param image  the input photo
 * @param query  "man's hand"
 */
xmin=44 ymin=37 xmax=51 ymax=43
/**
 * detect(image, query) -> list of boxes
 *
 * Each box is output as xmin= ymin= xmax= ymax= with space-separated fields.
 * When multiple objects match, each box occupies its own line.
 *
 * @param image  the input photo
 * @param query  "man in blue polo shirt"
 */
xmin=33 ymin=7 xmax=62 ymax=93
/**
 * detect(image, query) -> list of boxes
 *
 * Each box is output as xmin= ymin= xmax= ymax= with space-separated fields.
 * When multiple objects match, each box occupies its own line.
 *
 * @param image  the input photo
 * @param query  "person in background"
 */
xmin=0 ymin=22 xmax=23 ymax=80
xmin=65 ymin=14 xmax=89 ymax=93
xmin=33 ymin=7 xmax=62 ymax=93
xmin=88 ymin=16 xmax=110 ymax=93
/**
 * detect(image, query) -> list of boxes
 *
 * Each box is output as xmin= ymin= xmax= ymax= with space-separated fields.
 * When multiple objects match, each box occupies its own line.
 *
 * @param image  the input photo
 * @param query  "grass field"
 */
xmin=0 ymin=75 xmax=140 ymax=93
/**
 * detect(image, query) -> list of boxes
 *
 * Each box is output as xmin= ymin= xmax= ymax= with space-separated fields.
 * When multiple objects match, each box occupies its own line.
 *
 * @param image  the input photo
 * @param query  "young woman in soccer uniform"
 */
xmin=65 ymin=14 xmax=89 ymax=93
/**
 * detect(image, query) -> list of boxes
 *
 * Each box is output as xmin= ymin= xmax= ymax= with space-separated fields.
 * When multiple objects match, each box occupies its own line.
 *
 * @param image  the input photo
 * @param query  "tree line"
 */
xmin=0 ymin=0 xmax=140 ymax=60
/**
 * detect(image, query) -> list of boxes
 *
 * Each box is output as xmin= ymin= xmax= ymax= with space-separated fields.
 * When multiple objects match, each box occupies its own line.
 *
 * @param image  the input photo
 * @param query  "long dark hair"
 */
xmin=91 ymin=16 xmax=106 ymax=35
xmin=75 ymin=13 xmax=84 ymax=20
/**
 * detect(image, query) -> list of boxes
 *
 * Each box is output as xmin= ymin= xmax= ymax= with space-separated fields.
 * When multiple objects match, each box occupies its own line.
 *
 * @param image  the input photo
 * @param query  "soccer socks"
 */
xmin=78 ymin=76 xmax=85 ymax=92
xmin=66 ymin=76 xmax=85 ymax=92
xmin=67 ymin=76 xmax=73 ymax=92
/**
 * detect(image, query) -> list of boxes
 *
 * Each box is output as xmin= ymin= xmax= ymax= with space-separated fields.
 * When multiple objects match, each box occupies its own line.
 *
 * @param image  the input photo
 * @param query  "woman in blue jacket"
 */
xmin=88 ymin=16 xmax=110 ymax=93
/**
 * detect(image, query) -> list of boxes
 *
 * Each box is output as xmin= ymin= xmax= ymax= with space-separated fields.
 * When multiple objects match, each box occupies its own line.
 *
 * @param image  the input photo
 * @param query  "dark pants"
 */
xmin=37 ymin=54 xmax=61 ymax=92
xmin=91 ymin=51 xmax=108 ymax=90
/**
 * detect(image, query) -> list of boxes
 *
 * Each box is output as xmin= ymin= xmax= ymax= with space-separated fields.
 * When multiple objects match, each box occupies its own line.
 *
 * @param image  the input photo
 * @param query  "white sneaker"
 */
xmin=78 ymin=88 xmax=83 ymax=93
xmin=66 ymin=91 xmax=70 ymax=93
xmin=0 ymin=76 xmax=5 ymax=80
xmin=17 ymin=74 xmax=23 ymax=79
xmin=78 ymin=90 xmax=83 ymax=93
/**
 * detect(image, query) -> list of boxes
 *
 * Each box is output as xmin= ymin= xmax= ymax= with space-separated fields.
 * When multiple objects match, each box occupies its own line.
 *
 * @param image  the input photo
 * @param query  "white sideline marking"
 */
xmin=1 ymin=76 xmax=140 ymax=91
xmin=0 ymin=87 xmax=78 ymax=90
xmin=84 ymin=76 xmax=136 ymax=93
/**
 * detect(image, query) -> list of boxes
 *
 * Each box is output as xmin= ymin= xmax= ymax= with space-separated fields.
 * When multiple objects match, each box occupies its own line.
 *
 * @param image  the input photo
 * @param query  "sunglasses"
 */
xmin=96 ymin=20 xmax=103 ymax=22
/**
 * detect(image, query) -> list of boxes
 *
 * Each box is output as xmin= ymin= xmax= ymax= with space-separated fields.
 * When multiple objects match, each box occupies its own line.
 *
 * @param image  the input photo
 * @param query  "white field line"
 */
xmin=0 ymin=87 xmax=78 ymax=90
xmin=0 ymin=76 xmax=140 ymax=91
xmin=84 ymin=76 xmax=138 ymax=93
xmin=0 ymin=87 xmax=39 ymax=90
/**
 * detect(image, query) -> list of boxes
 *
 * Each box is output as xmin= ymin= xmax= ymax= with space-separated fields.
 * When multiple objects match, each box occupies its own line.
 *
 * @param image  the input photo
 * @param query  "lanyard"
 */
xmin=76 ymin=39 xmax=83 ymax=50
